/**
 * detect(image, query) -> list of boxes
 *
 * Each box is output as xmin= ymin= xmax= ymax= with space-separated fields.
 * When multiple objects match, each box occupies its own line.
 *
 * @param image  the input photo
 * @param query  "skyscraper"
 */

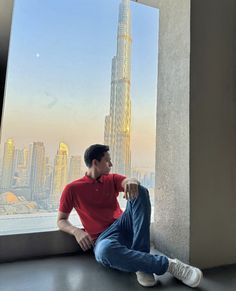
xmin=1 ymin=138 xmax=15 ymax=189
xmin=50 ymin=142 xmax=68 ymax=208
xmin=104 ymin=0 xmax=132 ymax=176
xmin=44 ymin=156 xmax=53 ymax=196
xmin=12 ymin=147 xmax=29 ymax=187
xmin=30 ymin=142 xmax=45 ymax=201
xmin=27 ymin=143 xmax=33 ymax=186
xmin=68 ymin=155 xmax=82 ymax=183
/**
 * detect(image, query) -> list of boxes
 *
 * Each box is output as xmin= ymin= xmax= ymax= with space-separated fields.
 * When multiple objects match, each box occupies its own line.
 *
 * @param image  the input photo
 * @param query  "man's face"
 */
xmin=94 ymin=152 xmax=113 ymax=175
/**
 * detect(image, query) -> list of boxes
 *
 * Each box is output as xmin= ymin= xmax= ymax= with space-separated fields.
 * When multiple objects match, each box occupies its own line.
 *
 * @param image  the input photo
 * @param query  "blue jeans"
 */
xmin=93 ymin=185 xmax=169 ymax=275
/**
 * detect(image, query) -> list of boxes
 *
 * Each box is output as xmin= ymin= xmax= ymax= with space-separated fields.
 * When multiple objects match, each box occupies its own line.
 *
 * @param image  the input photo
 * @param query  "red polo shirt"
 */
xmin=59 ymin=173 xmax=126 ymax=241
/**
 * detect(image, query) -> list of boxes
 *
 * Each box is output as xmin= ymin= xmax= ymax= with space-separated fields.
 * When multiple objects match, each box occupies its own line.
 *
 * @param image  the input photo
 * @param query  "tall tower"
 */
xmin=50 ymin=142 xmax=68 ymax=208
xmin=68 ymin=155 xmax=82 ymax=183
xmin=30 ymin=142 xmax=45 ymax=201
xmin=104 ymin=0 xmax=132 ymax=176
xmin=1 ymin=138 xmax=15 ymax=189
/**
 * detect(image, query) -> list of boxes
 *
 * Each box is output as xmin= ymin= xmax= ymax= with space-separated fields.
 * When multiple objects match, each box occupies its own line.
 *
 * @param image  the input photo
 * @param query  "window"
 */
xmin=0 ymin=0 xmax=158 ymax=235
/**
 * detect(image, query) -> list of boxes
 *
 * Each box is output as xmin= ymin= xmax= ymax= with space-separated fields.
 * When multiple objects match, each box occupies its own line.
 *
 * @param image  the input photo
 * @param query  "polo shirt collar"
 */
xmin=84 ymin=172 xmax=104 ymax=183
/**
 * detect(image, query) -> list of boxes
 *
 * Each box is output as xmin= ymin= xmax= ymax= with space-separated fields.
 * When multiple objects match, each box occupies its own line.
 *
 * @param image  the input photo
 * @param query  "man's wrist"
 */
xmin=71 ymin=227 xmax=81 ymax=236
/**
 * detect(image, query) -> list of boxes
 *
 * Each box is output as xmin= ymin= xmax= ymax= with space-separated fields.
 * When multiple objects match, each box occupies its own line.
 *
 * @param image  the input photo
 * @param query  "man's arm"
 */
xmin=57 ymin=211 xmax=78 ymax=235
xmin=57 ymin=211 xmax=94 ymax=251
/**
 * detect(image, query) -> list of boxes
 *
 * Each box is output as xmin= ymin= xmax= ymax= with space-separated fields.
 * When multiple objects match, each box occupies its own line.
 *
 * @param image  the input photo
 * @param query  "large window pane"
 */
xmin=0 ymin=0 xmax=158 ymax=234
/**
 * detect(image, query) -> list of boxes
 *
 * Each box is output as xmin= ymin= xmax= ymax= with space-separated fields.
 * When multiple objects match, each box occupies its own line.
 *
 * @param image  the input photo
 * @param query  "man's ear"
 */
xmin=92 ymin=159 xmax=98 ymax=167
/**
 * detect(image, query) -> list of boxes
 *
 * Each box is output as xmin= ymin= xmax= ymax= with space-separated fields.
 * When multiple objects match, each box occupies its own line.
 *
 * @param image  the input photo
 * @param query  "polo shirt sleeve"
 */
xmin=113 ymin=173 xmax=126 ymax=193
xmin=59 ymin=184 xmax=73 ymax=213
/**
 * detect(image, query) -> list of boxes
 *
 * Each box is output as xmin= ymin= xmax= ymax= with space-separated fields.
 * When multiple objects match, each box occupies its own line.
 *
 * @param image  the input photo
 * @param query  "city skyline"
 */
xmin=0 ymin=0 xmax=158 ymax=170
xmin=0 ymin=138 xmax=156 ymax=172
xmin=0 ymin=137 xmax=156 ymax=213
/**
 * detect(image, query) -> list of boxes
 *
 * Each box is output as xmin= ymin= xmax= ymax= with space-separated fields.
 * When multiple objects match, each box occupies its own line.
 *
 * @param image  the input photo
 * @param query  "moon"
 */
xmin=36 ymin=53 xmax=40 ymax=58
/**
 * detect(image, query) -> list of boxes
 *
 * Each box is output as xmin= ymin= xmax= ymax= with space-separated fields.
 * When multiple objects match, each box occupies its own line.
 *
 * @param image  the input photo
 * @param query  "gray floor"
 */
xmin=0 ymin=252 xmax=236 ymax=291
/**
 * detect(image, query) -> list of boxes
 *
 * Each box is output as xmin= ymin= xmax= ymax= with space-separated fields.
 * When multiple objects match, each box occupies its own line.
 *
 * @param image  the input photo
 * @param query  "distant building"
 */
xmin=0 ymin=191 xmax=38 ymax=215
xmin=68 ymin=156 xmax=82 ymax=183
xmin=44 ymin=156 xmax=53 ymax=197
xmin=14 ymin=148 xmax=28 ymax=169
xmin=104 ymin=0 xmax=132 ymax=176
xmin=30 ymin=142 xmax=45 ymax=201
xmin=50 ymin=142 xmax=68 ymax=208
xmin=12 ymin=147 xmax=29 ymax=187
xmin=10 ymin=186 xmax=31 ymax=201
xmin=1 ymin=138 xmax=15 ymax=189
xmin=27 ymin=143 xmax=33 ymax=186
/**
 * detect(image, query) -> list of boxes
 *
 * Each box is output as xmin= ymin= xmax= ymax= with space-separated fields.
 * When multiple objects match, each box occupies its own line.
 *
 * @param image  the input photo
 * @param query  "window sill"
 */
xmin=0 ymin=208 xmax=154 ymax=263
xmin=0 ymin=211 xmax=82 ymax=263
xmin=0 ymin=211 xmax=81 ymax=235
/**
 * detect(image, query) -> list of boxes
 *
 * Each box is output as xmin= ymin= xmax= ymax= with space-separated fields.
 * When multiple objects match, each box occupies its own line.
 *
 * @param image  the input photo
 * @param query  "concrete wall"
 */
xmin=153 ymin=0 xmax=191 ymax=263
xmin=190 ymin=0 xmax=236 ymax=268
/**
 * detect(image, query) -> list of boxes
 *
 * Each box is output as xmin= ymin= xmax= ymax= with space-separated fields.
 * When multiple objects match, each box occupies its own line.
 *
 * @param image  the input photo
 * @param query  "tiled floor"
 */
xmin=0 ymin=252 xmax=235 ymax=291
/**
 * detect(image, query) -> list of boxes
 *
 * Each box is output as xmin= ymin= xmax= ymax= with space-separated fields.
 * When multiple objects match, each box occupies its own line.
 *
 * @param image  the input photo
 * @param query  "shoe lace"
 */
xmin=172 ymin=262 xmax=193 ymax=280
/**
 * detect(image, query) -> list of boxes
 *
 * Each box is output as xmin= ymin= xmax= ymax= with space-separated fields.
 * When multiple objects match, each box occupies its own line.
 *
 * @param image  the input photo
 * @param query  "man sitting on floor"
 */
xmin=57 ymin=144 xmax=203 ymax=288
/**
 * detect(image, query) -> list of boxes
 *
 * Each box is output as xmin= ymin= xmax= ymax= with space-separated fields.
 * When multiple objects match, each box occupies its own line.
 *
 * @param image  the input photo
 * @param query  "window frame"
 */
xmin=0 ymin=0 xmax=14 ymax=137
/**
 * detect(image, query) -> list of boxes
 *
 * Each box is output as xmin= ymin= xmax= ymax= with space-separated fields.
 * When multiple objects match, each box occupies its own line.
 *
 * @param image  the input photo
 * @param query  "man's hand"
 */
xmin=57 ymin=212 xmax=94 ymax=252
xmin=122 ymin=178 xmax=140 ymax=200
xmin=73 ymin=228 xmax=94 ymax=252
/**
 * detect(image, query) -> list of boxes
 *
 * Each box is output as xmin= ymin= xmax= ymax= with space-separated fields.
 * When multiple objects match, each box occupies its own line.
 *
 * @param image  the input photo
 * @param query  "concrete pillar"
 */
xmin=152 ymin=0 xmax=191 ymax=263
xmin=150 ymin=0 xmax=236 ymax=268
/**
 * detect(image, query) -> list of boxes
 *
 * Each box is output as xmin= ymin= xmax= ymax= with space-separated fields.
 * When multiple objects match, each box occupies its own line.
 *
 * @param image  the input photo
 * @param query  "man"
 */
xmin=57 ymin=144 xmax=203 ymax=287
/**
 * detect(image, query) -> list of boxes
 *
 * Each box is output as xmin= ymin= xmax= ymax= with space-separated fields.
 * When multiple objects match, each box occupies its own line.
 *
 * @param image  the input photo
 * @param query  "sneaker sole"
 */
xmin=137 ymin=280 xmax=157 ymax=287
xmin=183 ymin=268 xmax=203 ymax=288
xmin=136 ymin=272 xmax=157 ymax=287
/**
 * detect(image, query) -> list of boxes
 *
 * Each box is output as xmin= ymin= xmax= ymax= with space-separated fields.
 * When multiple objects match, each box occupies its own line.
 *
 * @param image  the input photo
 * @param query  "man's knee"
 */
xmin=138 ymin=185 xmax=150 ymax=201
xmin=138 ymin=184 xmax=149 ymax=194
xmin=94 ymin=239 xmax=114 ymax=264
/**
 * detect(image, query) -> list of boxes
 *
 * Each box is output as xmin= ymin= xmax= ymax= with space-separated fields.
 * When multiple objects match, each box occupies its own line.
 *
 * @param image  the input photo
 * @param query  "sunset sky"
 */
xmin=0 ymin=0 xmax=159 ymax=171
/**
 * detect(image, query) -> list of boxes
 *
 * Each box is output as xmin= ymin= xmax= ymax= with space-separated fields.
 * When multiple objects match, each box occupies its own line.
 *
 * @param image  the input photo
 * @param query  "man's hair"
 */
xmin=84 ymin=144 xmax=109 ymax=168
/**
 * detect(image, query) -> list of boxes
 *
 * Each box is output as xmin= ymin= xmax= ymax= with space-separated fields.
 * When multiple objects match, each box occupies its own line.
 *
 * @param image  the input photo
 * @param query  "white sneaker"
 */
xmin=168 ymin=259 xmax=203 ymax=288
xmin=136 ymin=271 xmax=157 ymax=287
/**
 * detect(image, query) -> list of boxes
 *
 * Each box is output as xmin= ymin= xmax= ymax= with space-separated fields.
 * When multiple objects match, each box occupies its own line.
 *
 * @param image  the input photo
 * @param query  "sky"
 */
xmin=0 ymin=0 xmax=159 ymax=171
